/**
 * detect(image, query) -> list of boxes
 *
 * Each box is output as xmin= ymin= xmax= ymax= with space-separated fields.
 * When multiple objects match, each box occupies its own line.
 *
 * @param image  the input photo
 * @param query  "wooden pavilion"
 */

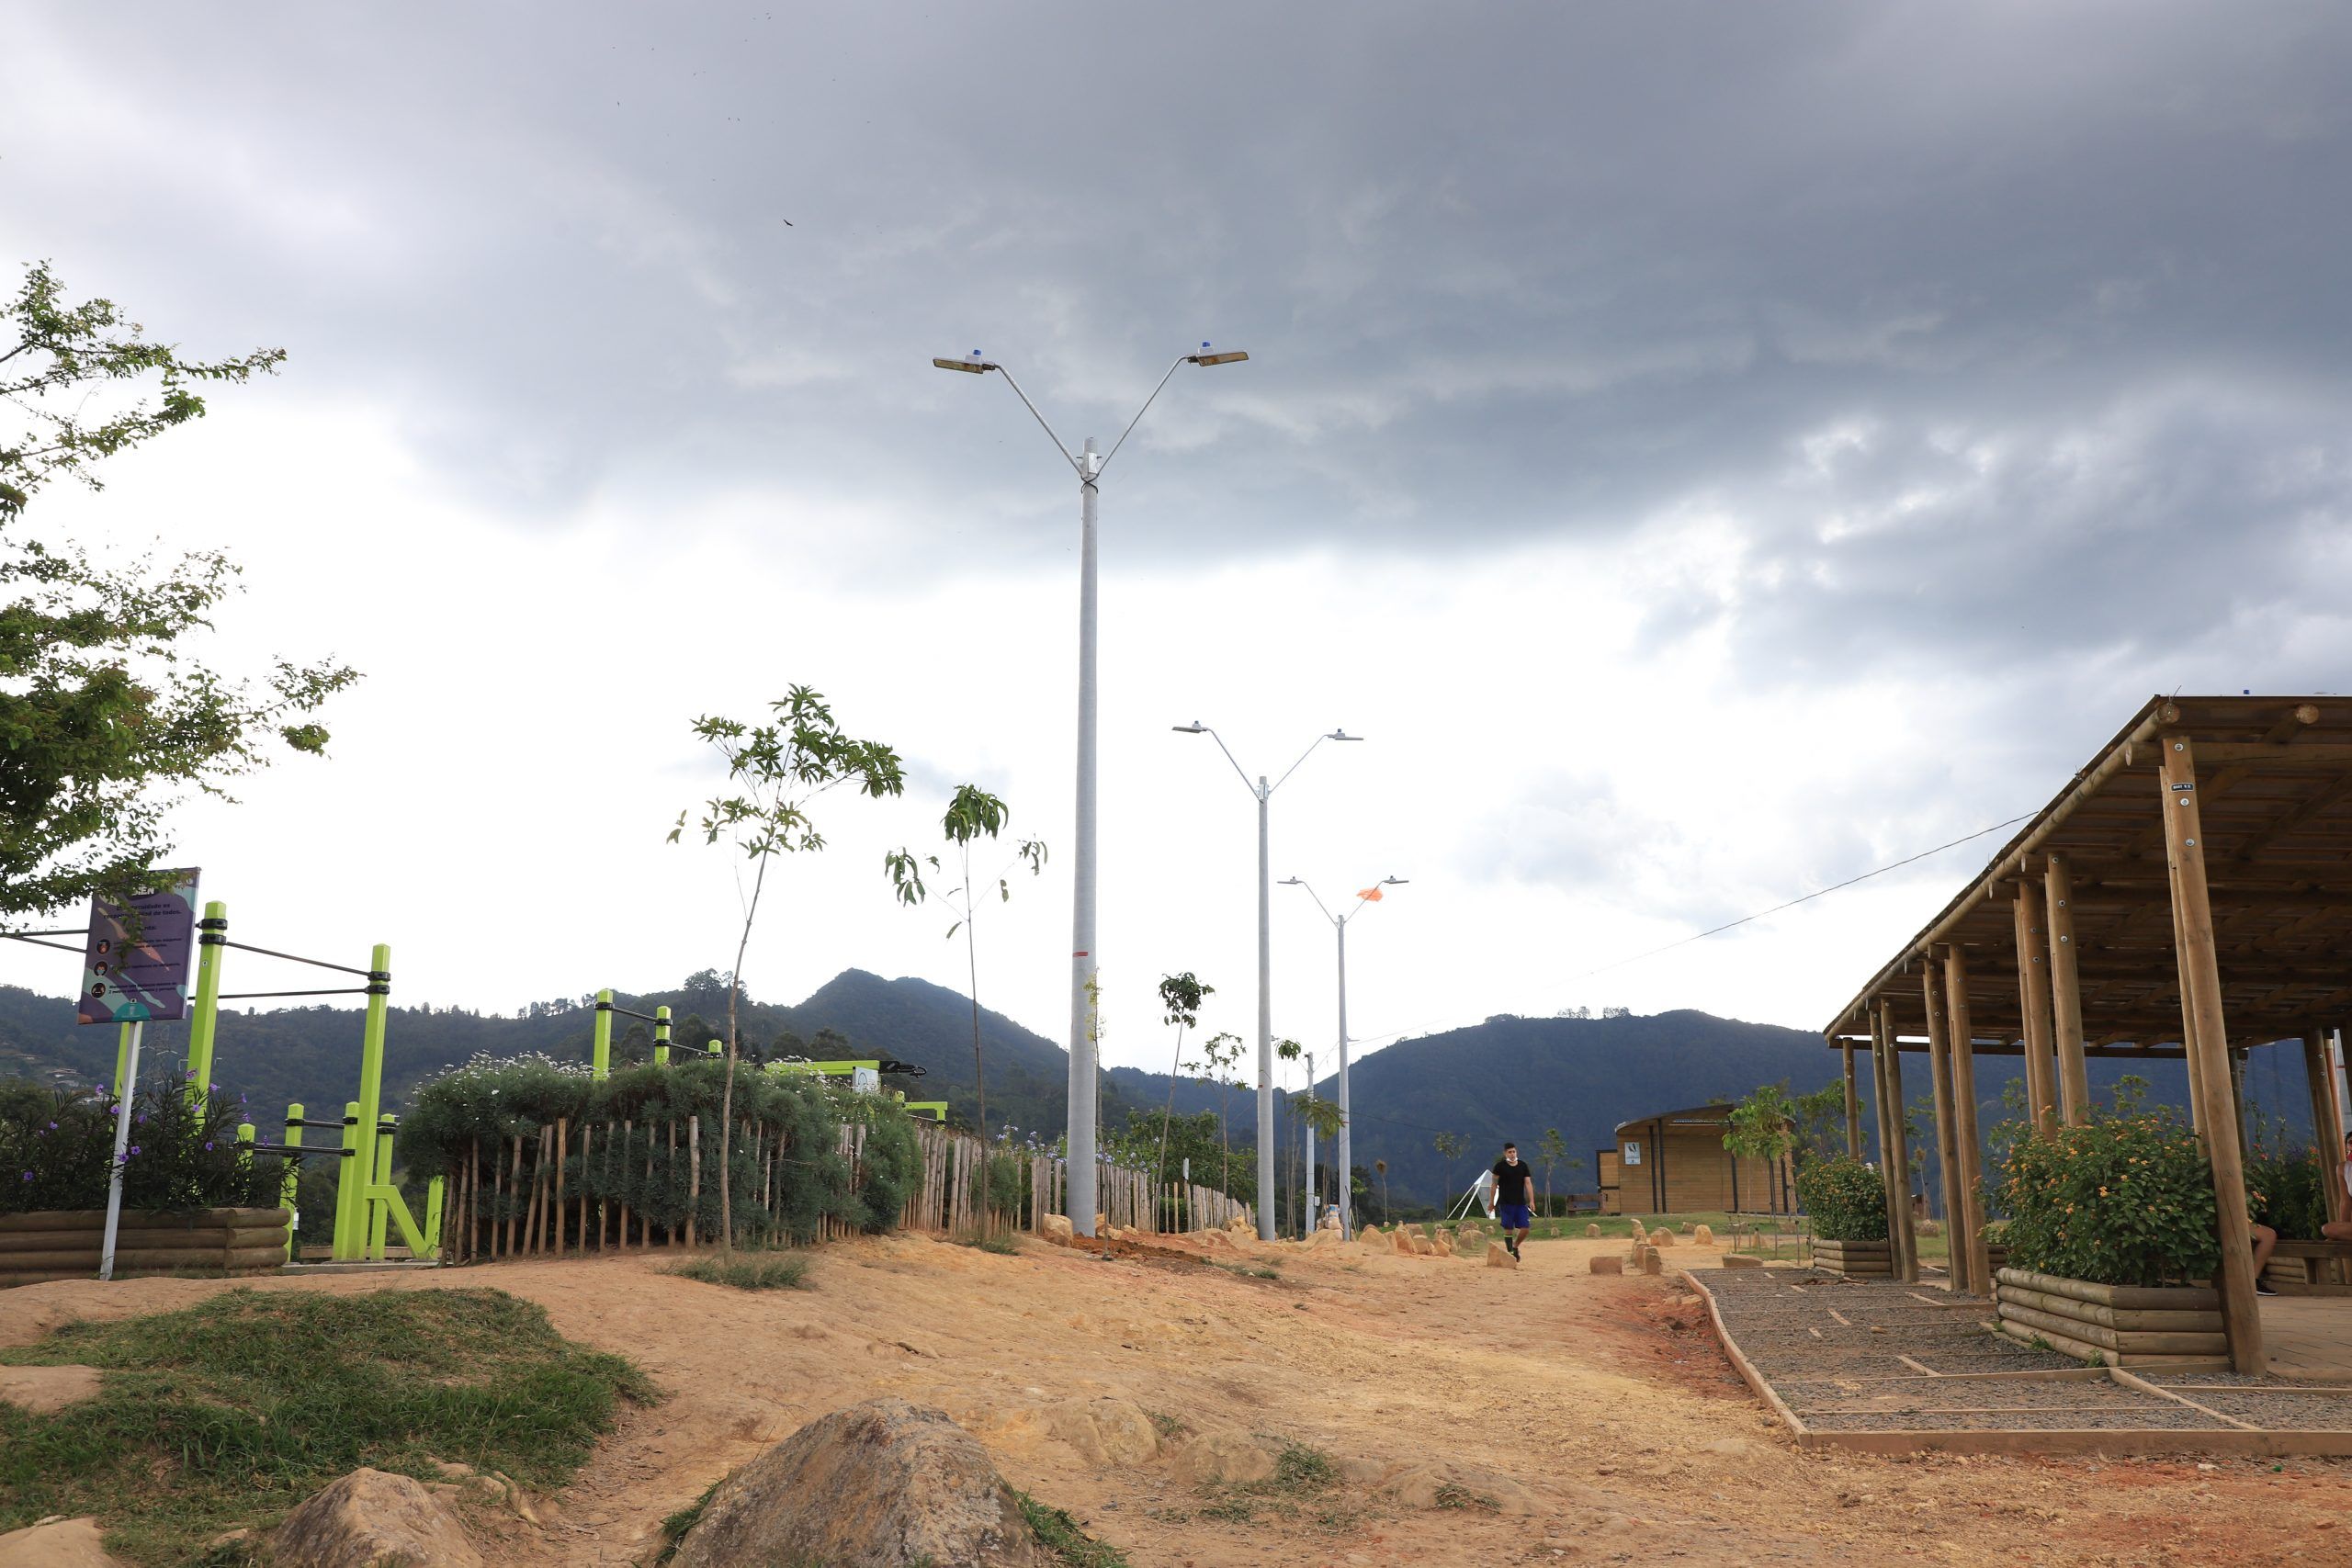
xmin=1609 ymin=1103 xmax=1799 ymax=1216
xmin=1824 ymin=696 xmax=2352 ymax=1374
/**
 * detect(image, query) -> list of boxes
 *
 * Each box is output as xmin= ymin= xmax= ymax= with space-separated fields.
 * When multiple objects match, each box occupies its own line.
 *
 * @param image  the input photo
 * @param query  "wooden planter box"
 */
xmin=1993 ymin=1267 xmax=2227 ymax=1368
xmin=1810 ymin=1236 xmax=1892 ymax=1278
xmin=0 ymin=1207 xmax=291 ymax=1289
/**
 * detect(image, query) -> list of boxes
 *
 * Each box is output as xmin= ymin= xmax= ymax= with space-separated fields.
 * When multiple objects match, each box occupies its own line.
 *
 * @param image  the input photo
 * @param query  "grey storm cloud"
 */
xmin=11 ymin=4 xmax=2351 ymax=694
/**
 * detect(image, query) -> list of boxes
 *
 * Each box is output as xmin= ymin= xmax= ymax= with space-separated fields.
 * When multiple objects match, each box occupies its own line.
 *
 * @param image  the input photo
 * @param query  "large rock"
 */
xmin=1390 ymin=1227 xmax=1416 ymax=1255
xmin=0 ymin=1517 xmax=129 ymax=1568
xmin=1485 ymin=1241 xmax=1518 ymax=1269
xmin=1408 ymin=1232 xmax=1436 ymax=1257
xmin=1722 ymin=1253 xmax=1763 ymax=1269
xmin=270 ymin=1468 xmax=483 ymax=1568
xmin=1692 ymin=1224 xmax=1714 ymax=1246
xmin=1585 ymin=1224 xmax=1602 ymax=1238
xmin=673 ymin=1400 xmax=1050 ymax=1568
xmin=1166 ymin=1426 xmax=1276 ymax=1485
xmin=1589 ymin=1256 xmax=1623 ymax=1276
xmin=1040 ymin=1214 xmax=1074 ymax=1245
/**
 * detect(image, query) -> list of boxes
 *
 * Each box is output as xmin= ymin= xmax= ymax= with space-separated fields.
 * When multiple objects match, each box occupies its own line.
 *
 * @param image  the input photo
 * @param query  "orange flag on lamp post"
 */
xmin=1356 ymin=886 xmax=1384 ymax=902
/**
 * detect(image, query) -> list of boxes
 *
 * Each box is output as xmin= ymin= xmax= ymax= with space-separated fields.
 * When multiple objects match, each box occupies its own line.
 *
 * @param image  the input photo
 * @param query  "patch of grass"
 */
xmin=1147 ymin=1410 xmax=1189 ymax=1440
xmin=1199 ymin=1497 xmax=1257 ymax=1524
xmin=959 ymin=1234 xmax=1020 ymax=1256
xmin=1015 ymin=1490 xmax=1131 ymax=1567
xmin=1433 ymin=1482 xmax=1499 ymax=1510
xmin=1266 ymin=1441 xmax=1338 ymax=1493
xmin=0 ymin=1287 xmax=654 ymax=1566
xmin=1220 ymin=1263 xmax=1282 ymax=1281
xmin=657 ymin=1474 xmax=727 ymax=1564
xmin=665 ymin=1253 xmax=810 ymax=1292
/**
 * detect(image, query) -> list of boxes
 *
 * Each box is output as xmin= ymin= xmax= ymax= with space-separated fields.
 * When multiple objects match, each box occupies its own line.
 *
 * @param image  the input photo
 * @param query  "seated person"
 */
xmin=2324 ymin=1131 xmax=2352 ymax=1246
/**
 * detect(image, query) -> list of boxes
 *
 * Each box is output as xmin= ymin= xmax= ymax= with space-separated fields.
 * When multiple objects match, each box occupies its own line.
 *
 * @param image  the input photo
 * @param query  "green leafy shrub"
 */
xmin=0 ymin=1078 xmax=285 ymax=1215
xmin=1792 ymin=1155 xmax=1887 ymax=1242
xmin=399 ymin=1055 xmax=921 ymax=1247
xmin=665 ymin=1254 xmax=809 ymax=1291
xmin=1999 ymin=1109 xmax=2219 ymax=1288
xmin=2246 ymin=1140 xmax=2329 ymax=1242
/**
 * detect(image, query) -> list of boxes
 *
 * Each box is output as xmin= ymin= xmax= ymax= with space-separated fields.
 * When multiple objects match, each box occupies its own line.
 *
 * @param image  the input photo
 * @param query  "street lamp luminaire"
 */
xmin=1280 ymin=875 xmax=1408 ymax=1239
xmin=1174 ymin=722 xmax=1361 ymax=1238
xmin=936 ymin=344 xmax=1247 ymax=1240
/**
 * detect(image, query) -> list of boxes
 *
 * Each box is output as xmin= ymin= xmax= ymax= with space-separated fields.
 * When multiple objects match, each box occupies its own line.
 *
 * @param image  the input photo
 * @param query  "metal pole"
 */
xmin=1305 ymin=1049 xmax=1317 ymax=1230
xmin=98 ymin=1021 xmax=142 ymax=1282
xmin=1337 ymin=917 xmax=1351 ymax=1239
xmin=593 ymin=988 xmax=614 ymax=1080
xmin=1255 ymin=776 xmax=1274 ymax=1238
xmin=1067 ymin=437 xmax=1102 ymax=1237
xmin=186 ymin=899 xmax=227 ymax=1103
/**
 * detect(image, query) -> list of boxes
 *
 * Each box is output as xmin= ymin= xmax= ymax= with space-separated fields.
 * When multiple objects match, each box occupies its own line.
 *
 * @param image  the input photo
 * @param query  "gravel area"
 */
xmin=2171 ymin=1390 xmax=2352 ymax=1430
xmin=1803 ymin=1406 xmax=2231 ymax=1432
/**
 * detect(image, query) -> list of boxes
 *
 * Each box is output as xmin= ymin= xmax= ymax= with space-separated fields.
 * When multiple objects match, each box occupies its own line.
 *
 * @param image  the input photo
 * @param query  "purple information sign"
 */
xmin=78 ymin=869 xmax=201 ymax=1025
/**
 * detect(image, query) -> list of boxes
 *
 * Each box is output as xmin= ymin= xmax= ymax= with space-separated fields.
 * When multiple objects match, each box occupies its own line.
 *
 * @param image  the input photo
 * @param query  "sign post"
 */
xmin=81 ymin=870 xmax=200 ymax=1284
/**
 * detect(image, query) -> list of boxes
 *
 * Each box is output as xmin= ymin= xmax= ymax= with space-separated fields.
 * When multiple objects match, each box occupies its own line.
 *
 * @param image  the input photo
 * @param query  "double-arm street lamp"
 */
xmin=1174 ymin=723 xmax=1360 ymax=1238
xmin=935 ymin=344 xmax=1247 ymax=1240
xmin=1280 ymin=875 xmax=1408 ymax=1239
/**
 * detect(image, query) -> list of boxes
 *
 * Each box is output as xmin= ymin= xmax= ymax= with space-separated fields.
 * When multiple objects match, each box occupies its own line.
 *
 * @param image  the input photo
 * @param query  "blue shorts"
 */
xmin=1498 ymin=1204 xmax=1532 ymax=1231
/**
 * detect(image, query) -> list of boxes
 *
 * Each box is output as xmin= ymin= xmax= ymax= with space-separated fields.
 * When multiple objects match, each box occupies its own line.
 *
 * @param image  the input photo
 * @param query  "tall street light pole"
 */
xmin=1174 ymin=723 xmax=1361 ymax=1238
xmin=1280 ymin=876 xmax=1408 ymax=1239
xmin=936 ymin=344 xmax=1247 ymax=1240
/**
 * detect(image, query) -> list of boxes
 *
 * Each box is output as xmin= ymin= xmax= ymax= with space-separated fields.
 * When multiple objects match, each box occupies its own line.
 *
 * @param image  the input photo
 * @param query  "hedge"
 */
xmin=399 ymin=1054 xmax=921 ymax=1247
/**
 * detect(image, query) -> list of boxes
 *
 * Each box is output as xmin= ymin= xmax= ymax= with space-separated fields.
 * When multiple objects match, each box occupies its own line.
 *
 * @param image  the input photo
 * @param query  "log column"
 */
xmin=1879 ymin=999 xmax=1920 ymax=1284
xmin=2014 ymin=884 xmax=2061 ymax=1138
xmin=1923 ymin=964 xmax=1967 ymax=1293
xmin=2303 ymin=1024 xmax=2347 ymax=1226
xmin=1941 ymin=945 xmax=1991 ymax=1294
xmin=2159 ymin=732 xmax=2264 ymax=1375
xmin=2168 ymin=856 xmax=2210 ymax=1134
xmin=1868 ymin=1004 xmax=1906 ymax=1276
xmin=2044 ymin=853 xmax=2092 ymax=1124
xmin=1842 ymin=1043 xmax=1862 ymax=1158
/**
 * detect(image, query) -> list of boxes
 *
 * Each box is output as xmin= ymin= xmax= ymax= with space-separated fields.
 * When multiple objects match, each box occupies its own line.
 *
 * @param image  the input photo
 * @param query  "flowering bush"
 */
xmin=0 ymin=1077 xmax=284 ymax=1215
xmin=2245 ymin=1142 xmax=2330 ymax=1241
xmin=1792 ymin=1155 xmax=1889 ymax=1242
xmin=1998 ymin=1108 xmax=2219 ymax=1288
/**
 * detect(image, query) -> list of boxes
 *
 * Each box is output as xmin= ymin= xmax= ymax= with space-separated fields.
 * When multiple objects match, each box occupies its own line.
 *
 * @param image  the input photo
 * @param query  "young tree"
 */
xmin=1374 ymin=1157 xmax=1390 ymax=1224
xmin=1197 ymin=1030 xmax=1247 ymax=1196
xmin=1297 ymin=1093 xmax=1346 ymax=1227
xmin=1433 ymin=1130 xmax=1465 ymax=1209
xmin=1536 ymin=1126 xmax=1572 ymax=1217
xmin=1 ymin=262 xmax=358 ymax=918
xmin=672 ymin=686 xmax=908 ymax=1260
xmin=885 ymin=784 xmax=1046 ymax=1143
xmin=1151 ymin=973 xmax=1213 ymax=1196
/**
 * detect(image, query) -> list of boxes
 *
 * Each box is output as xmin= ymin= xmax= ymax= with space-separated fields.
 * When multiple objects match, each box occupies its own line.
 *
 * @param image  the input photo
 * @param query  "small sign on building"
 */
xmin=1622 ymin=1141 xmax=1642 ymax=1166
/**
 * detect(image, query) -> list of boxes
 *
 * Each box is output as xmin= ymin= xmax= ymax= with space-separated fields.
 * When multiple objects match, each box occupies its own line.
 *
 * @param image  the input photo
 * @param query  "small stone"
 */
xmin=271 ymin=1468 xmax=483 ymax=1568
xmin=1589 ymin=1256 xmax=1623 ymax=1276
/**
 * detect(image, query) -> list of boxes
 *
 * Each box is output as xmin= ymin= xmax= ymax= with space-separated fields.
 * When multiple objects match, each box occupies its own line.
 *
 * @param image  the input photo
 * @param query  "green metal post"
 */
xmin=332 ymin=1100 xmax=361 ymax=1259
xmin=593 ymin=989 xmax=614 ymax=1080
xmin=186 ymin=900 xmax=229 ymax=1104
xmin=654 ymin=1004 xmax=671 ymax=1066
xmin=236 ymin=1122 xmax=255 ymax=1163
xmin=112 ymin=1024 xmax=132 ymax=1100
xmin=368 ymin=1114 xmax=396 ymax=1258
xmin=282 ymin=1103 xmax=304 ymax=1261
xmin=424 ymin=1175 xmax=445 ymax=1257
xmin=344 ymin=943 xmax=392 ymax=1260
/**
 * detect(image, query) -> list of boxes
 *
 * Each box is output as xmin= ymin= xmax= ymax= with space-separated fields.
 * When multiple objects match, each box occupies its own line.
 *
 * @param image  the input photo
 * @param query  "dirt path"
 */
xmin=5 ymin=1235 xmax=2348 ymax=1565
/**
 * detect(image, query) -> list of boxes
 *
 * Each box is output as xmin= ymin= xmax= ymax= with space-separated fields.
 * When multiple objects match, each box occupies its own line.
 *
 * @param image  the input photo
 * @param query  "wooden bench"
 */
xmin=2265 ymin=1239 xmax=2352 ymax=1294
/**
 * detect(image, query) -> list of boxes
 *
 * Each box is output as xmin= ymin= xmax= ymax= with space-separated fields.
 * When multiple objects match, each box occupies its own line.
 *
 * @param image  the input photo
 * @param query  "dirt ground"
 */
xmin=5 ymin=1232 xmax=2350 ymax=1566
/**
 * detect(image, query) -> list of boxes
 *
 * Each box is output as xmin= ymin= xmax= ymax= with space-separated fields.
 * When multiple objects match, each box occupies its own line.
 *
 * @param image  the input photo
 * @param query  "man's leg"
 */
xmin=2253 ymin=1223 xmax=2278 ymax=1294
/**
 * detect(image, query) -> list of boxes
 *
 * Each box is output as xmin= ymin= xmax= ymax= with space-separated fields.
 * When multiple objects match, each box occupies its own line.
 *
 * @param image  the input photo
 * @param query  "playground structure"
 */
xmin=589 ymin=988 xmax=946 ymax=1122
xmin=184 ymin=903 xmax=441 ymax=1265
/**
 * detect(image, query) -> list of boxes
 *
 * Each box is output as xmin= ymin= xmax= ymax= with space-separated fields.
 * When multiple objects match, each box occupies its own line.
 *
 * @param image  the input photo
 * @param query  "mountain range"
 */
xmin=3 ymin=966 xmax=2264 ymax=1206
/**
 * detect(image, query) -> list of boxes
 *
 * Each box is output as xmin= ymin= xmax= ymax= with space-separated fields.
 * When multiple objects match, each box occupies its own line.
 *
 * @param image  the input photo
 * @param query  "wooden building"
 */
xmin=1825 ymin=695 xmax=2352 ymax=1375
xmin=1611 ymin=1103 xmax=1798 ymax=1215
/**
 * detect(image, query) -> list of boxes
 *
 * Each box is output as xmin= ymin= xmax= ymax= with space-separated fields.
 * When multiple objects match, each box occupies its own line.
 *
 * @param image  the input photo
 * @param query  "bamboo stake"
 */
xmin=618 ymin=1121 xmax=633 ymax=1249
xmin=555 ymin=1118 xmax=569 ymax=1259
xmin=688 ymin=1115 xmax=701 ymax=1250
xmin=504 ymin=1134 xmax=523 ymax=1258
xmin=666 ymin=1121 xmax=677 ymax=1247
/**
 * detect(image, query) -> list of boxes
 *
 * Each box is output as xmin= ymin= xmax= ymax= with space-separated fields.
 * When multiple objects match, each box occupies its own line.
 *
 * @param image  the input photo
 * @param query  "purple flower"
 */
xmin=203 ymin=1142 xmax=215 ymax=1151
xmin=128 ymin=1145 xmax=141 ymax=1156
xmin=19 ymin=1172 xmax=31 ymax=1182
xmin=135 ymin=1114 xmax=146 ymax=1125
xmin=107 ymin=1105 xmax=119 ymax=1115
xmin=47 ymin=1122 xmax=56 ymax=1130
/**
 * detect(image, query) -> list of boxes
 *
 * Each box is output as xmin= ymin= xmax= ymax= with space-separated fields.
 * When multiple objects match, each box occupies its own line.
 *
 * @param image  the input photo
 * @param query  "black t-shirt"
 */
xmin=1491 ymin=1157 xmax=1533 ymax=1207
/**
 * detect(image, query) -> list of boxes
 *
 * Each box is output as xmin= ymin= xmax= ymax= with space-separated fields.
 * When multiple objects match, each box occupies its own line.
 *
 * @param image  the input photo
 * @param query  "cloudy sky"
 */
xmin=6 ymin=4 xmax=2349 ymax=1089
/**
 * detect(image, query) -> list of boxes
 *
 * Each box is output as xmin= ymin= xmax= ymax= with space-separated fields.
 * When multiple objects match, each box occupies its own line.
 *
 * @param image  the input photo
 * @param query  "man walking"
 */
xmin=1492 ymin=1141 xmax=1535 ymax=1259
